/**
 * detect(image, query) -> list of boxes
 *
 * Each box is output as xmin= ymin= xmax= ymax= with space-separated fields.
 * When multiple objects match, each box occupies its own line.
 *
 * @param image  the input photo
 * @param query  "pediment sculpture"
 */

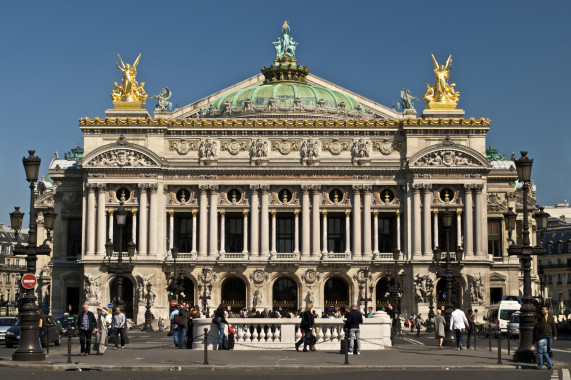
xmin=413 ymin=150 xmax=479 ymax=168
xmin=300 ymin=139 xmax=320 ymax=160
xmin=86 ymin=149 xmax=157 ymax=167
xmin=250 ymin=139 xmax=269 ymax=159
xmin=352 ymin=138 xmax=371 ymax=159
xmin=199 ymin=139 xmax=219 ymax=160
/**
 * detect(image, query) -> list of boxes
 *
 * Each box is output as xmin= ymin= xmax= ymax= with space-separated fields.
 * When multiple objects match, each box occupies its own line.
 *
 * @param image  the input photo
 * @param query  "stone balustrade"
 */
xmin=191 ymin=311 xmax=391 ymax=350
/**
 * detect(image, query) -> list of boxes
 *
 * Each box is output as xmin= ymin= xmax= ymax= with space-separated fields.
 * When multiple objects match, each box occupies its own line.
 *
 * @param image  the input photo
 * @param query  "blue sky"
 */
xmin=1 ymin=0 xmax=570 ymax=225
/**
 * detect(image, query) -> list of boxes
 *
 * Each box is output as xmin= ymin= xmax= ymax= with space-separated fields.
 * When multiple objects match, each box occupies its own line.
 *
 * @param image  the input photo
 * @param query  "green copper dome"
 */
xmin=211 ymin=82 xmax=364 ymax=113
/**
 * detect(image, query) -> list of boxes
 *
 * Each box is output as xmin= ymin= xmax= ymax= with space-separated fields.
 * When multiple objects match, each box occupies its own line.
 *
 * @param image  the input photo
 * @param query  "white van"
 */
xmin=484 ymin=301 xmax=521 ymax=335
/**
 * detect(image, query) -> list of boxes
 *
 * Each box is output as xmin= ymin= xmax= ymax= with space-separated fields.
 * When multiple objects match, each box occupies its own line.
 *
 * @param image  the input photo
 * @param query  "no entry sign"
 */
xmin=21 ymin=274 xmax=37 ymax=289
xmin=171 ymin=299 xmax=178 ymax=307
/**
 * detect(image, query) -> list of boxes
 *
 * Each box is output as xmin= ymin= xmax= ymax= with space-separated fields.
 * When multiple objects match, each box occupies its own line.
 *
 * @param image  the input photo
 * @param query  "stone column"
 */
xmin=456 ymin=211 xmax=462 ymax=250
xmin=131 ymin=210 xmax=137 ymax=244
xmin=294 ymin=211 xmax=300 ymax=254
xmin=96 ymin=184 xmax=107 ymax=255
xmin=301 ymin=185 xmax=311 ymax=258
xmin=422 ymin=184 xmax=432 ymax=257
xmin=322 ymin=211 xmax=328 ymax=254
xmin=219 ymin=211 xmax=226 ymax=254
xmin=86 ymin=184 xmax=96 ymax=255
xmin=311 ymin=185 xmax=321 ymax=257
xmin=191 ymin=211 xmax=197 ymax=254
xmin=271 ymin=211 xmax=277 ymax=254
xmin=169 ymin=211 xmax=174 ymax=250
xmin=474 ymin=184 xmax=484 ymax=257
xmin=198 ymin=185 xmax=208 ymax=259
xmin=463 ymin=184 xmax=474 ymax=258
xmin=148 ymin=184 xmax=158 ymax=255
xmin=209 ymin=185 xmax=219 ymax=258
xmin=362 ymin=185 xmax=372 ymax=259
xmin=260 ymin=185 xmax=270 ymax=259
xmin=373 ymin=211 xmax=379 ymax=255
xmin=433 ymin=211 xmax=439 ymax=249
xmin=396 ymin=210 xmax=401 ymax=251
xmin=242 ymin=211 xmax=249 ymax=254
xmin=345 ymin=211 xmax=351 ymax=254
xmin=352 ymin=185 xmax=362 ymax=258
xmin=138 ymin=184 xmax=148 ymax=254
xmin=412 ymin=184 xmax=422 ymax=260
xmin=108 ymin=210 xmax=114 ymax=242
xmin=249 ymin=185 xmax=260 ymax=257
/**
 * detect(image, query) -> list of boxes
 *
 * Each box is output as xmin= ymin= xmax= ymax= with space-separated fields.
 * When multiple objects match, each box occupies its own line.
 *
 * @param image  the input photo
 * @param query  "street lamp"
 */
xmin=433 ymin=208 xmax=462 ymax=346
xmin=358 ymin=268 xmax=373 ymax=316
xmin=42 ymin=208 xmax=57 ymax=242
xmin=504 ymin=151 xmax=546 ymax=362
xmin=10 ymin=151 xmax=54 ymax=361
xmin=198 ymin=267 xmax=212 ymax=315
xmin=534 ymin=207 xmax=550 ymax=245
xmin=388 ymin=249 xmax=402 ymax=311
xmin=142 ymin=283 xmax=154 ymax=332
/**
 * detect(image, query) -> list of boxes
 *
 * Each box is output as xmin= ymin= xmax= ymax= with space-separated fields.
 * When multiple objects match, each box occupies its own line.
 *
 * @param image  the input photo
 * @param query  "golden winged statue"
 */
xmin=423 ymin=54 xmax=460 ymax=110
xmin=111 ymin=53 xmax=148 ymax=108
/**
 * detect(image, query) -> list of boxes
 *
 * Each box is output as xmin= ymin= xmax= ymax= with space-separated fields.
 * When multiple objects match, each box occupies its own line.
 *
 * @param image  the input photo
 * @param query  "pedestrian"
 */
xmin=387 ymin=303 xmax=396 ymax=345
xmin=112 ymin=307 xmax=126 ymax=349
xmin=415 ymin=314 xmax=423 ymax=337
xmin=77 ymin=303 xmax=97 ymax=356
xmin=466 ymin=309 xmax=475 ymax=349
xmin=170 ymin=305 xmax=179 ymax=346
xmin=346 ymin=305 xmax=363 ymax=354
xmin=174 ymin=304 xmax=188 ymax=349
xmin=94 ymin=306 xmax=108 ymax=355
xmin=434 ymin=310 xmax=446 ymax=349
xmin=534 ymin=315 xmax=553 ymax=370
xmin=540 ymin=305 xmax=557 ymax=357
xmin=38 ymin=310 xmax=45 ymax=349
xmin=450 ymin=307 xmax=469 ymax=350
xmin=212 ymin=304 xmax=228 ymax=350
xmin=295 ymin=302 xmax=315 ymax=352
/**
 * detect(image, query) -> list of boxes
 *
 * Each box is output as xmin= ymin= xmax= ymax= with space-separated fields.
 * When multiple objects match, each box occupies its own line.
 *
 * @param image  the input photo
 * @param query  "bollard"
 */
xmin=344 ymin=329 xmax=349 ymax=365
xmin=488 ymin=327 xmax=492 ymax=352
xmin=497 ymin=336 xmax=502 ymax=364
xmin=46 ymin=323 xmax=49 ymax=355
xmin=67 ymin=330 xmax=72 ymax=364
xmin=507 ymin=328 xmax=511 ymax=355
xmin=203 ymin=328 xmax=208 ymax=365
xmin=473 ymin=325 xmax=477 ymax=350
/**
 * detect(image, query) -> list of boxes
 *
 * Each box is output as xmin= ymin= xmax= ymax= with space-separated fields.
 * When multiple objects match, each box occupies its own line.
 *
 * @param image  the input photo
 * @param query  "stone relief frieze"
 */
xmin=414 ymin=273 xmax=434 ymax=303
xmin=169 ymin=139 xmax=200 ymax=155
xmin=322 ymin=139 xmax=350 ymax=155
xmin=83 ymin=274 xmax=101 ymax=305
xmin=136 ymin=274 xmax=155 ymax=305
xmin=86 ymin=149 xmax=158 ymax=168
xmin=221 ymin=139 xmax=249 ymax=155
xmin=250 ymin=139 xmax=269 ymax=165
xmin=199 ymin=139 xmax=219 ymax=165
xmin=300 ymin=139 xmax=320 ymax=165
xmin=413 ymin=150 xmax=480 ymax=168
xmin=488 ymin=192 xmax=508 ymax=212
xmin=468 ymin=273 xmax=486 ymax=305
xmin=271 ymin=139 xmax=300 ymax=155
xmin=351 ymin=138 xmax=371 ymax=167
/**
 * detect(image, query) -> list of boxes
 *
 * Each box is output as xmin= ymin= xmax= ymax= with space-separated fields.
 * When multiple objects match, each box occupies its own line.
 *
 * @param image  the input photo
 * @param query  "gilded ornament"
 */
xmin=423 ymin=54 xmax=460 ymax=110
xmin=110 ymin=54 xmax=148 ymax=109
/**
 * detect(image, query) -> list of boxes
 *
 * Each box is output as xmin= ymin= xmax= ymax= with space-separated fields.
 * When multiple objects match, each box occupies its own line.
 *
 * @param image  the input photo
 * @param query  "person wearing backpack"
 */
xmin=174 ymin=305 xmax=189 ymax=349
xmin=295 ymin=302 xmax=315 ymax=352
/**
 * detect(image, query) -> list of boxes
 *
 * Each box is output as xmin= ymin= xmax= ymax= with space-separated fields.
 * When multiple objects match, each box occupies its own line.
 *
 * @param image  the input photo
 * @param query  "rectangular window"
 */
xmin=176 ymin=216 xmax=193 ymax=252
xmin=327 ymin=215 xmax=345 ymax=253
xmin=567 ymin=274 xmax=571 ymax=284
xmin=379 ymin=216 xmax=394 ymax=252
xmin=226 ymin=215 xmax=243 ymax=253
xmin=557 ymin=274 xmax=562 ymax=284
xmin=66 ymin=218 xmax=82 ymax=258
xmin=488 ymin=219 xmax=502 ymax=257
xmin=277 ymin=216 xmax=294 ymax=253
xmin=548 ymin=275 xmax=553 ymax=285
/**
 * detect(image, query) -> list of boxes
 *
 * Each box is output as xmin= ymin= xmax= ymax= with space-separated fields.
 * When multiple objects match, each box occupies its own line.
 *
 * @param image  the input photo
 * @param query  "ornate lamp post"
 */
xmin=198 ymin=267 xmax=212 ymax=315
xmin=503 ymin=151 xmax=547 ymax=362
xmin=433 ymin=208 xmax=462 ymax=346
xmin=104 ymin=201 xmax=135 ymax=310
xmin=9 ymin=151 xmax=56 ymax=361
xmin=167 ymin=248 xmax=184 ymax=305
xmin=358 ymin=268 xmax=373 ymax=316
xmin=142 ymin=283 xmax=154 ymax=332
xmin=388 ymin=249 xmax=402 ymax=311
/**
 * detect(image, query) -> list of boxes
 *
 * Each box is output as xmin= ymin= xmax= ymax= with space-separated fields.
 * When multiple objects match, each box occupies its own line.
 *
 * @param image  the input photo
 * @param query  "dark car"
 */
xmin=5 ymin=315 xmax=63 ymax=348
xmin=57 ymin=315 xmax=78 ymax=337
xmin=0 ymin=316 xmax=18 ymax=344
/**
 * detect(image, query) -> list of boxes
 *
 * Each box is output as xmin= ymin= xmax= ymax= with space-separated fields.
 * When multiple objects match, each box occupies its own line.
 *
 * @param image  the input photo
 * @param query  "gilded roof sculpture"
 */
xmin=110 ymin=53 xmax=148 ymax=109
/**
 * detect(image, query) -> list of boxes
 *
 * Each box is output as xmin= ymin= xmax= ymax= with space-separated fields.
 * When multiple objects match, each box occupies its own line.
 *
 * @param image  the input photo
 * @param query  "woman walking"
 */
xmin=213 ymin=304 xmax=228 ymax=350
xmin=94 ymin=306 xmax=108 ymax=355
xmin=295 ymin=302 xmax=315 ymax=352
xmin=434 ymin=310 xmax=446 ymax=349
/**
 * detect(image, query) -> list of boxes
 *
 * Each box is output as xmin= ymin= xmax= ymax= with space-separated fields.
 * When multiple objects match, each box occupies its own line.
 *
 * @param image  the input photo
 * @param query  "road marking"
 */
xmin=401 ymin=337 xmax=425 ymax=345
xmin=551 ymin=348 xmax=571 ymax=353
xmin=561 ymin=368 xmax=570 ymax=380
xmin=551 ymin=370 xmax=558 ymax=380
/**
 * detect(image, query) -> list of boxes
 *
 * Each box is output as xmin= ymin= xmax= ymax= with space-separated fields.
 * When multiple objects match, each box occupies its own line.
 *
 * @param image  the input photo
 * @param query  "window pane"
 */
xmin=277 ymin=216 xmax=294 ymax=253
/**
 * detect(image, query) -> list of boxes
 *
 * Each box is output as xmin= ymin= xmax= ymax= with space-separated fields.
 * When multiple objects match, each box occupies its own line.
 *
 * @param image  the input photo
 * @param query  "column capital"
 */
xmin=249 ymin=184 xmax=260 ymax=191
xmin=169 ymin=210 xmax=174 ymax=217
xmin=345 ymin=210 xmax=351 ymax=216
xmin=362 ymin=184 xmax=372 ymax=192
xmin=301 ymin=184 xmax=312 ymax=193
xmin=373 ymin=211 xmax=378 ymax=216
xmin=456 ymin=210 xmax=462 ymax=216
xmin=138 ymin=183 xmax=150 ymax=190
xmin=421 ymin=184 xmax=433 ymax=192
xmin=473 ymin=184 xmax=484 ymax=192
xmin=463 ymin=183 xmax=474 ymax=190
xmin=259 ymin=184 xmax=270 ymax=193
xmin=198 ymin=184 xmax=209 ymax=192
xmin=433 ymin=210 xmax=439 ymax=215
xmin=352 ymin=184 xmax=363 ymax=190
xmin=131 ymin=210 xmax=137 ymax=216
xmin=86 ymin=183 xmax=98 ymax=191
xmin=243 ymin=211 xmax=249 ymax=216
xmin=294 ymin=210 xmax=300 ymax=216
xmin=96 ymin=183 xmax=107 ymax=191
xmin=219 ymin=210 xmax=225 ymax=216
xmin=321 ymin=211 xmax=327 ymax=216
xmin=192 ymin=211 xmax=198 ymax=217
xmin=108 ymin=210 xmax=114 ymax=215
xmin=208 ymin=184 xmax=219 ymax=191
xmin=396 ymin=210 xmax=401 ymax=217
xmin=309 ymin=185 xmax=321 ymax=192
xmin=149 ymin=183 xmax=159 ymax=192
xmin=412 ymin=184 xmax=422 ymax=192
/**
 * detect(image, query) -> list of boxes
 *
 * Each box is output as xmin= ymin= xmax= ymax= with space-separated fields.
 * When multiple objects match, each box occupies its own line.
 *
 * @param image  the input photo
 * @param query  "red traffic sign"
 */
xmin=171 ymin=299 xmax=178 ymax=307
xmin=21 ymin=274 xmax=37 ymax=289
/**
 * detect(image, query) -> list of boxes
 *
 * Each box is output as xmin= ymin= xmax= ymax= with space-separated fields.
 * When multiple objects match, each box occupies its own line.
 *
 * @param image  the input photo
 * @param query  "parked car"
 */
xmin=484 ymin=300 xmax=521 ymax=336
xmin=0 ymin=316 xmax=18 ymax=345
xmin=508 ymin=311 xmax=520 ymax=337
xmin=5 ymin=315 xmax=63 ymax=348
xmin=57 ymin=315 xmax=78 ymax=337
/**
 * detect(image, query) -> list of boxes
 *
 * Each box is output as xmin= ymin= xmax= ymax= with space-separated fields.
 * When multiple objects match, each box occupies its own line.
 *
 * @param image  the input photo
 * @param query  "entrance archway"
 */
xmin=324 ymin=277 xmax=349 ymax=309
xmin=436 ymin=278 xmax=461 ymax=309
xmin=180 ymin=278 xmax=194 ymax=306
xmin=272 ymin=277 xmax=298 ymax=311
xmin=110 ymin=277 xmax=134 ymax=318
xmin=221 ymin=277 xmax=246 ymax=312
xmin=375 ymin=277 xmax=389 ymax=310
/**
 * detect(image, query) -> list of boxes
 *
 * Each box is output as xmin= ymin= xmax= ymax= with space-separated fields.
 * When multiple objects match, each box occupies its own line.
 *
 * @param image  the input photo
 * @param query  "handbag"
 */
xmin=173 ymin=313 xmax=185 ymax=326
xmin=212 ymin=316 xmax=221 ymax=325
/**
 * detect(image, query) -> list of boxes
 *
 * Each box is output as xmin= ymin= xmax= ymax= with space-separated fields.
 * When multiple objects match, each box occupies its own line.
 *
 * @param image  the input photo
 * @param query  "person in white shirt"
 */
xmin=450 ymin=308 xmax=469 ymax=350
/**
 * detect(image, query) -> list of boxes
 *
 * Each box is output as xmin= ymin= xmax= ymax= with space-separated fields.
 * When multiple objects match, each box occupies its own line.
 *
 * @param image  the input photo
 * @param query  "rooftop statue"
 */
xmin=151 ymin=87 xmax=173 ymax=112
xmin=486 ymin=145 xmax=507 ymax=161
xmin=423 ymin=54 xmax=460 ymax=110
xmin=273 ymin=21 xmax=298 ymax=60
xmin=111 ymin=53 xmax=148 ymax=107
xmin=398 ymin=88 xmax=418 ymax=110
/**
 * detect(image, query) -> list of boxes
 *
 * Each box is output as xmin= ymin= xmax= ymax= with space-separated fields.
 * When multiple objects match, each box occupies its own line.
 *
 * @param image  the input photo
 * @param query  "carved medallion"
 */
xmin=250 ymin=269 xmax=268 ymax=284
xmin=222 ymin=139 xmax=249 ymax=155
xmin=303 ymin=269 xmax=319 ymax=284
xmin=170 ymin=139 xmax=199 ymax=155
xmin=272 ymin=139 xmax=300 ymax=155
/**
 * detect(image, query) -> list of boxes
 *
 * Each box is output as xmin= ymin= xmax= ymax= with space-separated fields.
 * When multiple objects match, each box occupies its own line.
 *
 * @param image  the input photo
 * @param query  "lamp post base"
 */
xmin=442 ymin=330 xmax=456 ymax=347
xmin=13 ymin=351 xmax=46 ymax=362
xmin=513 ymin=349 xmax=536 ymax=363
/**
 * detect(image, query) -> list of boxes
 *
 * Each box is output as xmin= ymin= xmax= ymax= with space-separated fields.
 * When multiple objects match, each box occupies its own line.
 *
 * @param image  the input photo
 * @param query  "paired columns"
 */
xmin=301 ymin=185 xmax=311 ymax=258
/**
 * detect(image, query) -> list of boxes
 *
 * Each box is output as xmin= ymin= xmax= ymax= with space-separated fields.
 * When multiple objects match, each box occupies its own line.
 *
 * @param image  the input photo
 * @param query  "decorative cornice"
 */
xmin=79 ymin=117 xmax=490 ymax=128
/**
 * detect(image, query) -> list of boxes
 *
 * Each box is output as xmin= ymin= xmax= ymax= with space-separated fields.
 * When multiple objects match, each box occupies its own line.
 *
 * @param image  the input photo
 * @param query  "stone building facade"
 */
xmin=45 ymin=25 xmax=540 ymax=322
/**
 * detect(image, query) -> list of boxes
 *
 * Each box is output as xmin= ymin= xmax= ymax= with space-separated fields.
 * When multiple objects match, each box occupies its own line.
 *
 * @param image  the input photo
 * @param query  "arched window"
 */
xmin=221 ymin=277 xmax=246 ymax=312
xmin=272 ymin=278 xmax=298 ymax=310
xmin=324 ymin=277 xmax=349 ymax=309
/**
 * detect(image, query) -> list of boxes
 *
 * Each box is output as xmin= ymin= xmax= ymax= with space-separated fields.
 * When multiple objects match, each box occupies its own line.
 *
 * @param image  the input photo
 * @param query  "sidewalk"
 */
xmin=0 ymin=330 xmax=567 ymax=371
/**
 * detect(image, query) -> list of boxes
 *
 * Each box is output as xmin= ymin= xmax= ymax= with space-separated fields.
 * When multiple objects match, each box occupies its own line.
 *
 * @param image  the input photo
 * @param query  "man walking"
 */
xmin=387 ymin=303 xmax=396 ymax=345
xmin=176 ymin=304 xmax=189 ymax=349
xmin=346 ymin=305 xmax=363 ymax=354
xmin=112 ymin=307 xmax=126 ymax=349
xmin=450 ymin=307 xmax=469 ymax=350
xmin=540 ymin=305 xmax=557 ymax=356
xmin=77 ymin=303 xmax=97 ymax=356
xmin=170 ymin=305 xmax=179 ymax=347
